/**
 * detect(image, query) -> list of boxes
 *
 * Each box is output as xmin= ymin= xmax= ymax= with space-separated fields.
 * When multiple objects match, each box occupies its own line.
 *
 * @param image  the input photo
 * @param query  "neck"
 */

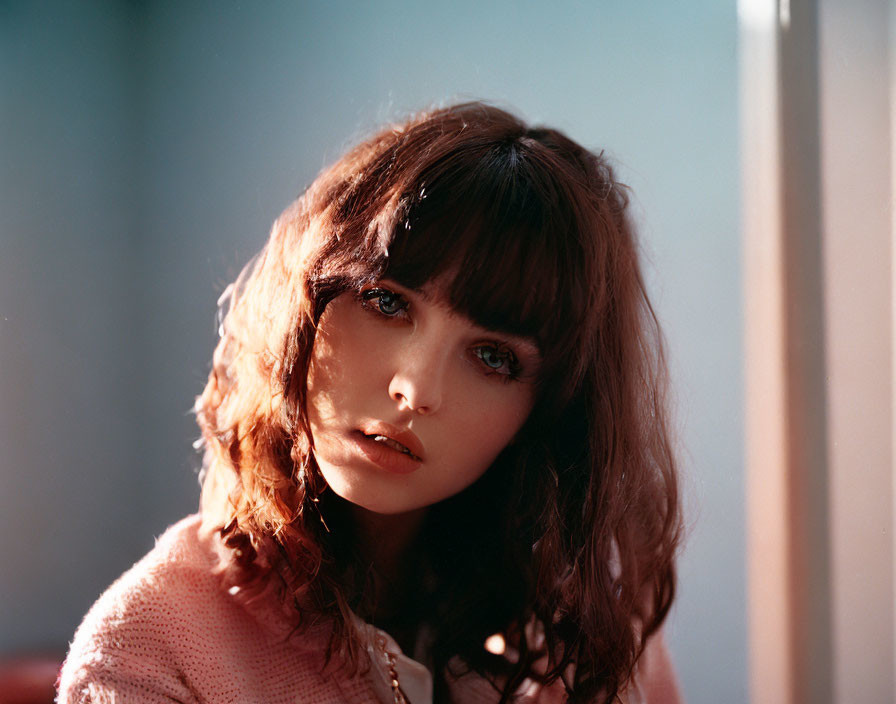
xmin=349 ymin=505 xmax=428 ymax=649
xmin=351 ymin=505 xmax=427 ymax=586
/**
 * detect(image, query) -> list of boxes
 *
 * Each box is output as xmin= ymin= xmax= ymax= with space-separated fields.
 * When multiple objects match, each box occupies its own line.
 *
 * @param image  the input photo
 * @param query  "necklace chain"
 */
xmin=376 ymin=634 xmax=410 ymax=704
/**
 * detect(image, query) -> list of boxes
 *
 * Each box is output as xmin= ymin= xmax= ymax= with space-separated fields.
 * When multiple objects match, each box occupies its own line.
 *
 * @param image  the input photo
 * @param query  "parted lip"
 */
xmin=357 ymin=420 xmax=425 ymax=461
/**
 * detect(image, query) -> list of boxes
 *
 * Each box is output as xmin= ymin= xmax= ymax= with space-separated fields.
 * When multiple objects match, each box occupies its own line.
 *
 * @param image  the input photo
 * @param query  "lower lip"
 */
xmin=350 ymin=431 xmax=422 ymax=475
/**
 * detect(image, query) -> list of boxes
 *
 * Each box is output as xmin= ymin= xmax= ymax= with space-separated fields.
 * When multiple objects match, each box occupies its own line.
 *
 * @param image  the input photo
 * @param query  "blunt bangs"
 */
xmin=381 ymin=137 xmax=601 ymax=409
xmin=308 ymin=105 xmax=614 ymax=408
xmin=385 ymin=138 xmax=590 ymax=358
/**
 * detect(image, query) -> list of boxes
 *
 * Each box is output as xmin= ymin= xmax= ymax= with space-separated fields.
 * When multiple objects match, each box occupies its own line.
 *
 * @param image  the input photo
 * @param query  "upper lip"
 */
xmin=358 ymin=421 xmax=425 ymax=461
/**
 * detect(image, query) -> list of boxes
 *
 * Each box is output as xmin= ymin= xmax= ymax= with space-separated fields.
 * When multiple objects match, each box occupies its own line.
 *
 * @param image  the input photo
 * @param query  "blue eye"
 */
xmin=477 ymin=346 xmax=505 ymax=369
xmin=473 ymin=345 xmax=520 ymax=380
xmin=360 ymin=288 xmax=408 ymax=317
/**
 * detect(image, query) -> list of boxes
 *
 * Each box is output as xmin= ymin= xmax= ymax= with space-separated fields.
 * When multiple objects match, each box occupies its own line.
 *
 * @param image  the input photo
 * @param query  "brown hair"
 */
xmin=196 ymin=102 xmax=681 ymax=703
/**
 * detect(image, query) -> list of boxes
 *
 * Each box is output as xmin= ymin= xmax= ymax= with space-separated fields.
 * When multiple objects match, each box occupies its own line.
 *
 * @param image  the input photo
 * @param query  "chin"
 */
xmin=319 ymin=467 xmax=428 ymax=516
xmin=336 ymin=489 xmax=430 ymax=516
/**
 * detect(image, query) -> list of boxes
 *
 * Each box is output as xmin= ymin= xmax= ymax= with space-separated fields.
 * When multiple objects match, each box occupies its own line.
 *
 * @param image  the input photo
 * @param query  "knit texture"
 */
xmin=57 ymin=516 xmax=653 ymax=703
xmin=57 ymin=515 xmax=389 ymax=703
xmin=56 ymin=515 xmax=517 ymax=704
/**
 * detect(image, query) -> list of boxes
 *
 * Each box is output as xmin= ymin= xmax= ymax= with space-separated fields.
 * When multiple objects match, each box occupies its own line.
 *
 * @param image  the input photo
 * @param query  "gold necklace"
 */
xmin=376 ymin=633 xmax=410 ymax=704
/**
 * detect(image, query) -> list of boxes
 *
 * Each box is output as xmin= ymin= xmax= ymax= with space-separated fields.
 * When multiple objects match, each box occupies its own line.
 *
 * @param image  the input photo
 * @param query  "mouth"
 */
xmin=351 ymin=421 xmax=425 ymax=474
xmin=365 ymin=434 xmax=420 ymax=460
xmin=357 ymin=421 xmax=425 ymax=460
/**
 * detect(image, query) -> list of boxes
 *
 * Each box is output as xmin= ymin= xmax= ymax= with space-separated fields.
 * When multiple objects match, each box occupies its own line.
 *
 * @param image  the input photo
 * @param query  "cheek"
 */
xmin=306 ymin=308 xmax=359 ymax=438
xmin=306 ymin=326 xmax=338 ymax=421
xmin=445 ymin=386 xmax=533 ymax=479
xmin=307 ymin=300 xmax=370 ymax=409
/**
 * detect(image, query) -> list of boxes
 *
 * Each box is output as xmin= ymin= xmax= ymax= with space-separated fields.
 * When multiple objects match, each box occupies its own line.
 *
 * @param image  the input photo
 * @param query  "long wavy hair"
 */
xmin=196 ymin=102 xmax=681 ymax=703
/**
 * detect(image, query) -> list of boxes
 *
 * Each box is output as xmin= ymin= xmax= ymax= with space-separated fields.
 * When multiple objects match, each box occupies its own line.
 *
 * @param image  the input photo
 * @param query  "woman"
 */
xmin=58 ymin=102 xmax=682 ymax=703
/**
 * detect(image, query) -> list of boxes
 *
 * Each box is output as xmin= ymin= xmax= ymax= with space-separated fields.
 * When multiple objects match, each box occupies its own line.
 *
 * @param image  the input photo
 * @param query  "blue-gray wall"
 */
xmin=0 ymin=3 xmax=743 ymax=702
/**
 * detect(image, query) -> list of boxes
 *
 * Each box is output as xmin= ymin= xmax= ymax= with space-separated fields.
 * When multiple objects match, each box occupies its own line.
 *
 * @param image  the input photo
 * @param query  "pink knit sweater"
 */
xmin=56 ymin=516 xmax=530 ymax=703
xmin=57 ymin=516 xmax=668 ymax=703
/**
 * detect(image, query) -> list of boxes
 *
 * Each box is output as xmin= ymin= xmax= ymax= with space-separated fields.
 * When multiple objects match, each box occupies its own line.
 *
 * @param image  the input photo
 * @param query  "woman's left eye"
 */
xmin=473 ymin=344 xmax=520 ymax=380
xmin=360 ymin=288 xmax=409 ymax=317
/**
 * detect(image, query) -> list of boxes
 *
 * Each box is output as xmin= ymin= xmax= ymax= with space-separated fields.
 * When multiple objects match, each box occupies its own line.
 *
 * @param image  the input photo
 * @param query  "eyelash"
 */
xmin=360 ymin=287 xmax=410 ymax=319
xmin=357 ymin=286 xmax=523 ymax=383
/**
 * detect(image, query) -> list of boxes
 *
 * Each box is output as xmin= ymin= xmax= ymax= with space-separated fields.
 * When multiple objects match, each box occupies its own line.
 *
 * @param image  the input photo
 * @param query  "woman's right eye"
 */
xmin=359 ymin=288 xmax=409 ymax=318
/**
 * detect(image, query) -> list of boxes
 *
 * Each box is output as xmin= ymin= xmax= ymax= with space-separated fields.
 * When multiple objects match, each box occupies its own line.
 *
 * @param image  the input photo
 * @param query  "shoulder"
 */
xmin=57 ymin=515 xmax=235 ymax=703
xmin=69 ymin=514 xmax=223 ymax=639
xmin=58 ymin=515 xmax=364 ymax=704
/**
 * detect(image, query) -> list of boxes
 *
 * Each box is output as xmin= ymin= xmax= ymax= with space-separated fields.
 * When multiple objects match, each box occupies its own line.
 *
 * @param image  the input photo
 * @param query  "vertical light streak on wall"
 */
xmin=740 ymin=1 xmax=794 ymax=702
xmin=743 ymin=1 xmax=837 ymax=702
xmin=777 ymin=3 xmax=833 ymax=701
xmin=819 ymin=1 xmax=895 ymax=701
xmin=745 ymin=0 xmax=896 ymax=698
xmin=780 ymin=0 xmax=792 ymax=29
xmin=891 ymin=0 xmax=896 ymax=689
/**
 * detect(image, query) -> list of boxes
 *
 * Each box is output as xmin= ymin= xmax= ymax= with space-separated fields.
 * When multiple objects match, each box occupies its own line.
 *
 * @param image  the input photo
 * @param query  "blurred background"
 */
xmin=1 ymin=1 xmax=744 ymax=702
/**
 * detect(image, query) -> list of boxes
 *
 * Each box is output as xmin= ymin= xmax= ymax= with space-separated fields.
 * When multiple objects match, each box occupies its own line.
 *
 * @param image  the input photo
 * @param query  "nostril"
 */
xmin=388 ymin=363 xmax=443 ymax=415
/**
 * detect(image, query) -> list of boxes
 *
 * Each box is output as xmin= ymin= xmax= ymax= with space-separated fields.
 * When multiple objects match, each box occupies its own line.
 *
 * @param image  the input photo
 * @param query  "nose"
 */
xmin=388 ymin=339 xmax=447 ymax=415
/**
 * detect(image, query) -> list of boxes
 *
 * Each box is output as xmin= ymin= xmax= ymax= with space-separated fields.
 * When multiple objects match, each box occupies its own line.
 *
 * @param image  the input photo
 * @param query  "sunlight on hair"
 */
xmin=484 ymin=633 xmax=506 ymax=655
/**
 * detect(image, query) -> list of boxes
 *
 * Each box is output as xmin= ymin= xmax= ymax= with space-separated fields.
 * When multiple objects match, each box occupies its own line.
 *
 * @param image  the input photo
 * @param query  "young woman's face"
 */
xmin=306 ymin=279 xmax=541 ymax=515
